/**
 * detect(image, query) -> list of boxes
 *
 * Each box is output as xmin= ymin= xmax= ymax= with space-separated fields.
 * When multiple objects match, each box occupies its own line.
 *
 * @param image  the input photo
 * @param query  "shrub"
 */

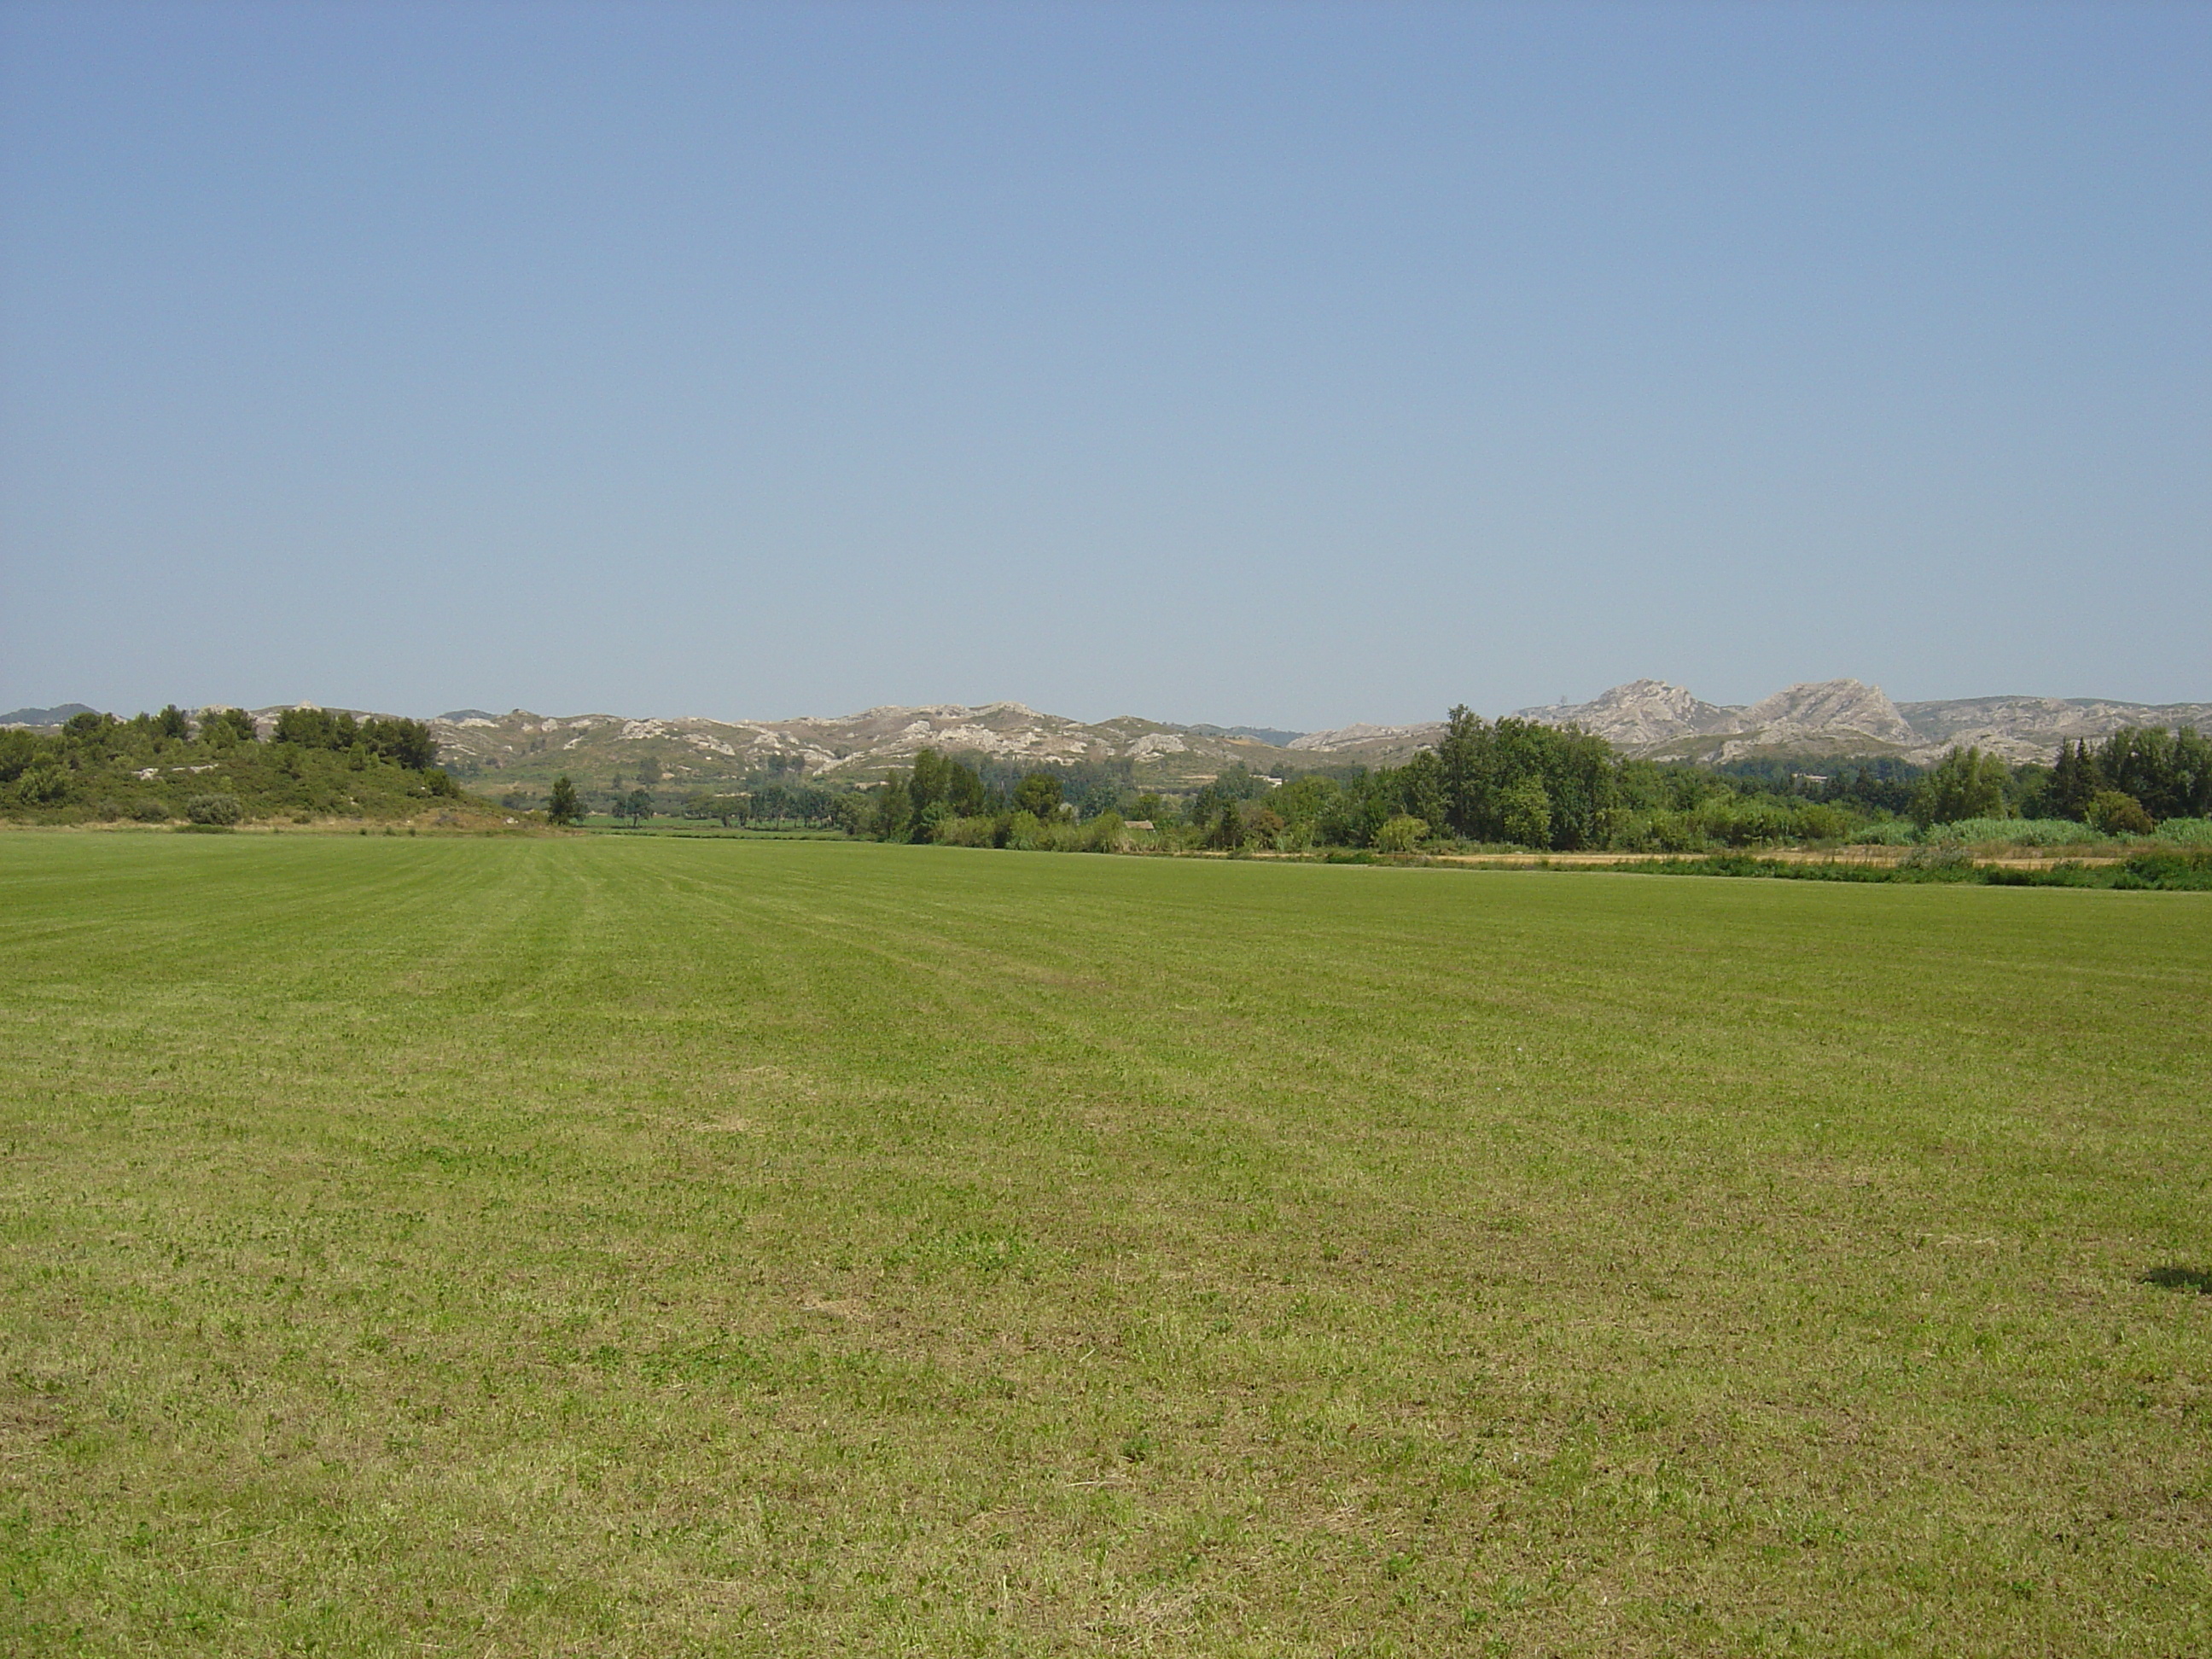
xmin=1928 ymin=817 xmax=2108 ymax=847
xmin=1790 ymin=802 xmax=1851 ymax=842
xmin=185 ymin=793 xmax=243 ymax=825
xmin=1691 ymin=797 xmax=1802 ymax=847
xmin=1004 ymin=810 xmax=1045 ymax=851
xmin=1373 ymin=814 xmax=1428 ymax=853
xmin=1851 ymin=819 xmax=1918 ymax=846
xmin=131 ymin=798 xmax=171 ymax=822
xmin=15 ymin=761 xmax=69 ymax=806
xmin=2085 ymin=790 xmax=2155 ymax=836
xmin=2121 ymin=850 xmax=2212 ymax=889
xmin=938 ymin=814 xmax=997 ymax=847
xmin=1901 ymin=842 xmax=1974 ymax=873
xmin=1038 ymin=818 xmax=1085 ymax=853
xmin=2154 ymin=817 xmax=2212 ymax=847
xmin=1606 ymin=808 xmax=1711 ymax=853
xmin=1080 ymin=810 xmax=1128 ymax=853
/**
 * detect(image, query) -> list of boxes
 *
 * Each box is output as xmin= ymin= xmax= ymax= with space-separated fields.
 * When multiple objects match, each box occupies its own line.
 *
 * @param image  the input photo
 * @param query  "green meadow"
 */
xmin=3 ymin=834 xmax=2209 ymax=1656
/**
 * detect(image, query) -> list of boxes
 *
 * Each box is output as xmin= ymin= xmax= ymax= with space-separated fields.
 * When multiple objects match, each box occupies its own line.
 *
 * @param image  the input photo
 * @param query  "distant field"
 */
xmin=3 ymin=835 xmax=2209 ymax=1656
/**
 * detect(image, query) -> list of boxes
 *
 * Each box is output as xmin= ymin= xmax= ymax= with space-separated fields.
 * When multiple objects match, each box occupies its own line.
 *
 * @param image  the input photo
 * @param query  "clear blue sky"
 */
xmin=3 ymin=2 xmax=2205 ymax=728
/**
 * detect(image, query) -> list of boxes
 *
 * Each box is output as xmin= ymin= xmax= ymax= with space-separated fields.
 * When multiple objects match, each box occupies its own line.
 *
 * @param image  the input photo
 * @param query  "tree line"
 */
xmin=829 ymin=714 xmax=2209 ymax=856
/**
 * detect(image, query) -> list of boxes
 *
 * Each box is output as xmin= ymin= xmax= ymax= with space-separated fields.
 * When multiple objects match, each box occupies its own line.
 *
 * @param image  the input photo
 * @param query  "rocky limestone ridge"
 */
xmin=1509 ymin=679 xmax=2212 ymax=765
xmin=1505 ymin=679 xmax=1741 ymax=750
xmin=1284 ymin=720 xmax=1446 ymax=758
xmin=1893 ymin=695 xmax=2212 ymax=761
xmin=416 ymin=702 xmax=1298 ymax=790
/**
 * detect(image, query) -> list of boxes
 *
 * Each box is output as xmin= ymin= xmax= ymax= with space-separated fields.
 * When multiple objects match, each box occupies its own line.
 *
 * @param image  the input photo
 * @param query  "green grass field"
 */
xmin=4 ymin=835 xmax=2209 ymax=1656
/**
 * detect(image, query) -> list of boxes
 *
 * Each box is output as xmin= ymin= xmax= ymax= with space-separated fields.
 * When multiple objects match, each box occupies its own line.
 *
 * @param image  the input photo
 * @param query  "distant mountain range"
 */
xmin=1281 ymin=680 xmax=2212 ymax=768
xmin=8 ymin=682 xmax=2206 ymax=789
xmin=0 ymin=703 xmax=96 ymax=728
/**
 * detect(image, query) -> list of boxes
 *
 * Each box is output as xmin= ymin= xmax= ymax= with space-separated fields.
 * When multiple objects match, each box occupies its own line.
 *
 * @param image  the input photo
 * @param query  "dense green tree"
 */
xmin=1011 ymin=771 xmax=1063 ymax=819
xmin=2049 ymin=741 xmax=2098 ymax=820
xmin=0 ymin=730 xmax=41 ymax=783
xmin=2093 ymin=726 xmax=2210 ymax=822
xmin=1394 ymin=750 xmax=1447 ymax=831
xmin=273 ymin=707 xmax=361 ymax=749
xmin=909 ymin=748 xmax=949 ymax=814
xmin=154 ymin=705 xmax=191 ymax=741
xmin=201 ymin=707 xmax=259 ymax=746
xmin=1429 ymin=710 xmax=1614 ymax=848
xmin=1500 ymin=778 xmax=1551 ymax=848
xmin=1208 ymin=800 xmax=1245 ymax=851
xmin=893 ymin=749 xmax=988 ymax=840
xmin=946 ymin=759 xmax=988 ymax=817
xmin=874 ymin=777 xmax=912 ymax=841
xmin=360 ymin=716 xmax=439 ymax=770
xmin=546 ymin=776 xmax=582 ymax=825
xmin=1436 ymin=706 xmax=1484 ymax=831
xmin=623 ymin=788 xmax=654 ymax=827
xmin=1910 ymin=747 xmax=2011 ymax=827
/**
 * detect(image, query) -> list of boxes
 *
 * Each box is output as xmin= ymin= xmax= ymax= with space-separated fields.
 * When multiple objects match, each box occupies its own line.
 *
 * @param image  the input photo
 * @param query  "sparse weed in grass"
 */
xmin=2 ymin=835 xmax=2209 ymax=1656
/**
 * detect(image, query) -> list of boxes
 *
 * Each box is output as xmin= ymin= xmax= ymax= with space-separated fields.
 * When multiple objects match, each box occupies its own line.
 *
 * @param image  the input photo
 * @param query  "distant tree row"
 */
xmin=840 ymin=717 xmax=2207 ymax=859
xmin=2048 ymin=728 xmax=2210 ymax=829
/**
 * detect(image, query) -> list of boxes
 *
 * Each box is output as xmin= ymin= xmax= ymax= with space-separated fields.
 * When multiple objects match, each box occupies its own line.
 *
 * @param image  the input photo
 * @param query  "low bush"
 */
xmin=1080 ymin=811 xmax=1128 ymax=853
xmin=1986 ymin=851 xmax=2212 ymax=891
xmin=2086 ymin=790 xmax=2156 ymax=836
xmin=2153 ymin=817 xmax=2212 ymax=847
xmin=937 ymin=814 xmax=998 ymax=848
xmin=1372 ymin=814 xmax=1428 ymax=853
xmin=1036 ymin=818 xmax=1086 ymax=853
xmin=1928 ymin=817 xmax=2109 ymax=847
xmin=185 ymin=793 xmax=242 ymax=826
xmin=15 ymin=762 xmax=69 ymax=806
xmin=2117 ymin=850 xmax=2212 ymax=890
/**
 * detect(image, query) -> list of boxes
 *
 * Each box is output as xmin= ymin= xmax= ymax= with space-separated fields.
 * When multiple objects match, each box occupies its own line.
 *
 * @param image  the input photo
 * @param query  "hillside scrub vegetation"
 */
xmin=0 ymin=707 xmax=473 ymax=825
